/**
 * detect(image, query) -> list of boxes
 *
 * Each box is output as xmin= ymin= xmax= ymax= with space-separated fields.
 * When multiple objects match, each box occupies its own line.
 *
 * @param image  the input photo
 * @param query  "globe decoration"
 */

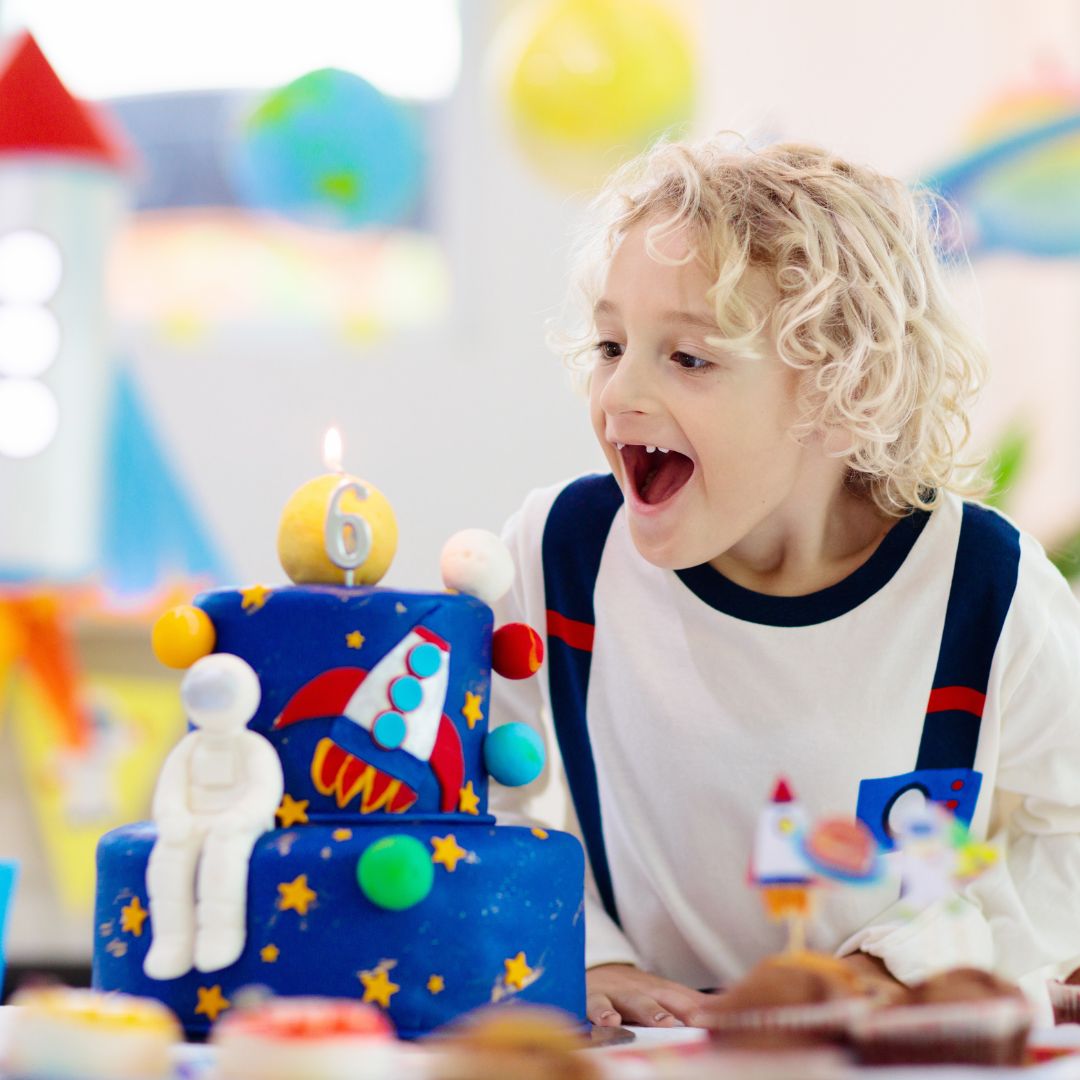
xmin=484 ymin=722 xmax=546 ymax=788
xmin=357 ymin=835 xmax=434 ymax=911
xmin=232 ymin=68 xmax=424 ymax=230
xmin=493 ymin=0 xmax=696 ymax=190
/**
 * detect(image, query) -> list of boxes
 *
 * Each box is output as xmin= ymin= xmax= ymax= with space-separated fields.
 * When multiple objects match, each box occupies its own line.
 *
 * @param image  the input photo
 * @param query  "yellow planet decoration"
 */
xmin=493 ymin=0 xmax=696 ymax=189
xmin=151 ymin=604 xmax=216 ymax=669
xmin=277 ymin=474 xmax=397 ymax=586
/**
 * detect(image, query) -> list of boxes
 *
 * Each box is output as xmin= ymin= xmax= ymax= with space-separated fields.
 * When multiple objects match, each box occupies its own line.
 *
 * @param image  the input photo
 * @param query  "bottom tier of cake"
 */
xmin=93 ymin=820 xmax=585 ymax=1038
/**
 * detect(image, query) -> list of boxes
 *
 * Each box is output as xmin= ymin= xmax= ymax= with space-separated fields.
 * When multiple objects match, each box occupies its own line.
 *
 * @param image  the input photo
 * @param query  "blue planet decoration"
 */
xmin=922 ymin=83 xmax=1080 ymax=257
xmin=232 ymin=68 xmax=424 ymax=230
xmin=484 ymin=722 xmax=546 ymax=787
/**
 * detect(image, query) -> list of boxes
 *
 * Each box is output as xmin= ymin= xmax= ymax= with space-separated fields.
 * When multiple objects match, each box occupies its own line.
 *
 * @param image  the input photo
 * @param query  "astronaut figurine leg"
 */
xmin=193 ymin=819 xmax=262 ymax=973
xmin=143 ymin=818 xmax=206 ymax=980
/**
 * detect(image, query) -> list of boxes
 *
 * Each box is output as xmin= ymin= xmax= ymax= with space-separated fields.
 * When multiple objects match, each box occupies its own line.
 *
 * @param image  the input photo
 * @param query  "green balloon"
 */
xmin=357 ymin=835 xmax=434 ymax=911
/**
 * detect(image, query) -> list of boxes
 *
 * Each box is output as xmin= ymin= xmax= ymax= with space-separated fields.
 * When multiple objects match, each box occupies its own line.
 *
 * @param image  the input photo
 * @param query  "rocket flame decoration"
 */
xmin=275 ymin=625 xmax=465 ymax=814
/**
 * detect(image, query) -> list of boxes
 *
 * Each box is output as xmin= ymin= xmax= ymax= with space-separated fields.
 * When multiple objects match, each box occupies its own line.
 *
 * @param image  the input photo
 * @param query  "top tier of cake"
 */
xmin=194 ymin=583 xmax=495 ymax=822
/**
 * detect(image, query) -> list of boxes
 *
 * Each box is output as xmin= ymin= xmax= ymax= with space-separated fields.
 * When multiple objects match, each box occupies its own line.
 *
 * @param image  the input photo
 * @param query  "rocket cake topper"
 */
xmin=750 ymin=777 xmax=882 ymax=953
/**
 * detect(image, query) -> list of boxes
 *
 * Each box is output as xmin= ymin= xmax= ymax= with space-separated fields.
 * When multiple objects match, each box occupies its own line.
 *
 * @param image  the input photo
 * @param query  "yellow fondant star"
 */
xmin=240 ymin=584 xmax=271 ymax=612
xmin=194 ymin=985 xmax=231 ymax=1022
xmin=427 ymin=974 xmax=445 ymax=995
xmin=504 ymin=952 xmax=533 ymax=991
xmin=276 ymin=793 xmax=310 ymax=828
xmin=531 ymin=827 xmax=549 ymax=840
xmin=359 ymin=967 xmax=400 ymax=1008
xmin=431 ymin=834 xmax=468 ymax=873
xmin=458 ymin=781 xmax=480 ymax=816
xmin=346 ymin=630 xmax=365 ymax=649
xmin=119 ymin=896 xmax=149 ymax=937
xmin=278 ymin=874 xmax=317 ymax=916
xmin=260 ymin=944 xmax=280 ymax=963
xmin=461 ymin=692 xmax=484 ymax=730
xmin=332 ymin=828 xmax=353 ymax=841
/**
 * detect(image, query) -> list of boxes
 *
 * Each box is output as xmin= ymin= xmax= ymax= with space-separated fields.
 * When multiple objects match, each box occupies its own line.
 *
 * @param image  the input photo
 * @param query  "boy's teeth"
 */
xmin=658 ymin=447 xmax=669 ymax=454
xmin=615 ymin=442 xmax=625 ymax=450
xmin=646 ymin=445 xmax=656 ymax=453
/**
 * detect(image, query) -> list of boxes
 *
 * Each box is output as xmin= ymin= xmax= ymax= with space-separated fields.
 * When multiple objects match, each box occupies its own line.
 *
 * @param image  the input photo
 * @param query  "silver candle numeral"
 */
xmin=324 ymin=479 xmax=373 ymax=586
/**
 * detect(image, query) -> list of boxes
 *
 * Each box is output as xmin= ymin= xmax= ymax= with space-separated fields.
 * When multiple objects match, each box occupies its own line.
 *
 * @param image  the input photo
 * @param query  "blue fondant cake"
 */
xmin=92 ymin=584 xmax=586 ymax=1037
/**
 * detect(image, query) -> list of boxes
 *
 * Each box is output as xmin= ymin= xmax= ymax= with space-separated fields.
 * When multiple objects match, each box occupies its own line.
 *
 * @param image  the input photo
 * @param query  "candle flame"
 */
xmin=322 ymin=427 xmax=343 ymax=473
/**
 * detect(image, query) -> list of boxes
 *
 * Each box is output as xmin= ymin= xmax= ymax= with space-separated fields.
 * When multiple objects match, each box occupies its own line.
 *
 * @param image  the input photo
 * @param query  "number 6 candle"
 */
xmin=276 ymin=428 xmax=398 ymax=587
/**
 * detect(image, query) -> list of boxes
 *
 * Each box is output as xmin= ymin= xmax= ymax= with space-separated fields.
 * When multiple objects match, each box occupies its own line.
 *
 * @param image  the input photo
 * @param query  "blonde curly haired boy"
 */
xmin=493 ymin=136 xmax=1080 ymax=1028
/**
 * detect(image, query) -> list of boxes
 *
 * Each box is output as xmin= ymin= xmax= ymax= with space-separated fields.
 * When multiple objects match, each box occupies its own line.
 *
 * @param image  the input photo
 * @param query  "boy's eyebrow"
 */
xmin=593 ymin=297 xmax=718 ymax=331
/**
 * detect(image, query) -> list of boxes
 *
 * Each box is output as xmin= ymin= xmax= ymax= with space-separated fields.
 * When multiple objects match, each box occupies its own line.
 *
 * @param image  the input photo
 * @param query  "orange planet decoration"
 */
xmin=151 ymin=604 xmax=216 ymax=669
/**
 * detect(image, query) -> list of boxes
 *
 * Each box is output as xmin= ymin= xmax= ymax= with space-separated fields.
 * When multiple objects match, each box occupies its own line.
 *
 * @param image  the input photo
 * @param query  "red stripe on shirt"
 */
xmin=546 ymin=609 xmax=594 ymax=652
xmin=927 ymin=686 xmax=986 ymax=717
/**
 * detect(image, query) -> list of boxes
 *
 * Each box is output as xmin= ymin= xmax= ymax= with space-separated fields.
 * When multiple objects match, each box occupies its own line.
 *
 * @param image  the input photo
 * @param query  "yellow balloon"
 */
xmin=277 ymin=474 xmax=397 ymax=586
xmin=495 ymin=0 xmax=696 ymax=187
xmin=152 ymin=604 xmax=216 ymax=669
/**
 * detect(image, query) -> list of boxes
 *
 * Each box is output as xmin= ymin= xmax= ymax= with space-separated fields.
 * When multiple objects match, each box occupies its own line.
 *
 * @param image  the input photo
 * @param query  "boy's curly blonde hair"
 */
xmin=560 ymin=135 xmax=988 ymax=516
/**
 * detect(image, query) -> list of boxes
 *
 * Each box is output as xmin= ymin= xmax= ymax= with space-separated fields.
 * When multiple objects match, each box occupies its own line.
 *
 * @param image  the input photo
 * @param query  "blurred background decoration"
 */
xmin=0 ymin=0 xmax=1077 ymax=986
xmin=493 ymin=0 xmax=697 ymax=188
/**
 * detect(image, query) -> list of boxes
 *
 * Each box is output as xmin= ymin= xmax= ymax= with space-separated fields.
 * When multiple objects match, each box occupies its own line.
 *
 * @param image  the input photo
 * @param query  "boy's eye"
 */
xmin=596 ymin=341 xmax=623 ymax=360
xmin=672 ymin=351 xmax=711 ymax=371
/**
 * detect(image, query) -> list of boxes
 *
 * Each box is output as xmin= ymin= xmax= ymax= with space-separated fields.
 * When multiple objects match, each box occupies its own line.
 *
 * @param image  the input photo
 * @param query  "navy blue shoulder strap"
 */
xmin=541 ymin=473 xmax=624 ymax=927
xmin=916 ymin=502 xmax=1022 ymax=770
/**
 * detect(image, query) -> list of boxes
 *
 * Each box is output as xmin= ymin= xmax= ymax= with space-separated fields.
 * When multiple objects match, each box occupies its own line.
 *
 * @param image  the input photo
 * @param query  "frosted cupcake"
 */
xmin=695 ymin=951 xmax=878 ymax=1047
xmin=429 ymin=1005 xmax=596 ymax=1080
xmin=850 ymin=967 xmax=1033 ymax=1066
xmin=6 ymin=987 xmax=180 ymax=1080
xmin=1048 ymin=970 xmax=1080 ymax=1025
xmin=212 ymin=997 xmax=398 ymax=1080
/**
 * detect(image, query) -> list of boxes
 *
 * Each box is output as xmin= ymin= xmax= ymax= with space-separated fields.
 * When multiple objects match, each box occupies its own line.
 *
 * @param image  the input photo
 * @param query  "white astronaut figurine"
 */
xmin=143 ymin=653 xmax=283 ymax=980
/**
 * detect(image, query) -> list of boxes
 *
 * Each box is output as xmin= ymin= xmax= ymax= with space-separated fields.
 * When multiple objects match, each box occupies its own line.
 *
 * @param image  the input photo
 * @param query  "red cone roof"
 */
xmin=0 ymin=31 xmax=131 ymax=169
xmin=771 ymin=777 xmax=795 ymax=803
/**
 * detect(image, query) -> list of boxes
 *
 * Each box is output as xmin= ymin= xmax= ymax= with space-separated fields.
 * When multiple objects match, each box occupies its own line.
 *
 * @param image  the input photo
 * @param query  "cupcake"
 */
xmin=1048 ymin=968 xmax=1080 ymax=1025
xmin=695 ymin=951 xmax=878 ymax=1047
xmin=428 ymin=1005 xmax=596 ymax=1080
xmin=212 ymin=997 xmax=398 ymax=1080
xmin=850 ymin=967 xmax=1033 ymax=1066
xmin=6 ymin=987 xmax=180 ymax=1080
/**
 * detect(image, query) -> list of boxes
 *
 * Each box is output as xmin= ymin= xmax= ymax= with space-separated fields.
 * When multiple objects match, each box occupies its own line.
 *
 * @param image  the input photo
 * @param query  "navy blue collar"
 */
xmin=674 ymin=509 xmax=931 ymax=627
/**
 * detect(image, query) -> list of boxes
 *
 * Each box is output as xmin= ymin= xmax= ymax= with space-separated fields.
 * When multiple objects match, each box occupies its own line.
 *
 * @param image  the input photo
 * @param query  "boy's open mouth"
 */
xmin=619 ymin=444 xmax=695 ymax=505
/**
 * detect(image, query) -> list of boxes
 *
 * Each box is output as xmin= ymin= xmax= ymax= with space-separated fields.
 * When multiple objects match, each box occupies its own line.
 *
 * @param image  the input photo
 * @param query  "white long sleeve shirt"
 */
xmin=490 ymin=473 xmax=1080 ymax=1022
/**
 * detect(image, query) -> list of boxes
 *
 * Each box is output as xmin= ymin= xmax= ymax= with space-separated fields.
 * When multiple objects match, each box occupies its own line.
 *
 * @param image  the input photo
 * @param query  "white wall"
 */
xmin=124 ymin=0 xmax=1080 ymax=594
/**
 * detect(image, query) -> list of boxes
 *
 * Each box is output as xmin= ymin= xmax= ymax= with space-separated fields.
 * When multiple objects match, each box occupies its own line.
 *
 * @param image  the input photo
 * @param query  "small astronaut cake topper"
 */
xmin=143 ymin=653 xmax=284 ymax=980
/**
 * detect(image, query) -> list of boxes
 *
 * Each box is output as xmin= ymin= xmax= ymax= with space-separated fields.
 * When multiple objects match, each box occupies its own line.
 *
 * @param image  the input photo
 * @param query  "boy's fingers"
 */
xmin=686 ymin=1000 xmax=726 ymax=1029
xmin=586 ymin=992 xmax=622 ymax=1027
xmin=616 ymin=992 xmax=685 ymax=1027
xmin=653 ymin=988 xmax=713 ymax=1025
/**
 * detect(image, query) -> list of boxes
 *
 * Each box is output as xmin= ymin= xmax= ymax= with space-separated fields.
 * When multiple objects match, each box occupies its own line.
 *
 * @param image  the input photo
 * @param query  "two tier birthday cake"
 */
xmin=92 ymin=467 xmax=586 ymax=1038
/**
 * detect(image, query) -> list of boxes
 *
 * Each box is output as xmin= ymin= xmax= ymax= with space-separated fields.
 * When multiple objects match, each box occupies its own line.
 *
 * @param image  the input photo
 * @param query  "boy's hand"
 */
xmin=838 ymin=951 xmax=907 ymax=1003
xmin=587 ymin=963 xmax=715 ymax=1027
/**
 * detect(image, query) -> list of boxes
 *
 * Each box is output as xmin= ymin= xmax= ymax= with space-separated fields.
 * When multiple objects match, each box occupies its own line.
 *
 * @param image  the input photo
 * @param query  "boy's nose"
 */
xmin=597 ymin=350 xmax=655 ymax=415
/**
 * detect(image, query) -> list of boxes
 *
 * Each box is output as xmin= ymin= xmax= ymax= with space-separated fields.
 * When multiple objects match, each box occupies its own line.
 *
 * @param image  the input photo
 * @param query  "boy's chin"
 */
xmin=626 ymin=530 xmax=705 ymax=572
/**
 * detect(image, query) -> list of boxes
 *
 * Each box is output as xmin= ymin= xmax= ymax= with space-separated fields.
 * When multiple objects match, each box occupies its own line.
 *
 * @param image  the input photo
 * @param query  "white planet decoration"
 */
xmin=439 ymin=529 xmax=515 ymax=605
